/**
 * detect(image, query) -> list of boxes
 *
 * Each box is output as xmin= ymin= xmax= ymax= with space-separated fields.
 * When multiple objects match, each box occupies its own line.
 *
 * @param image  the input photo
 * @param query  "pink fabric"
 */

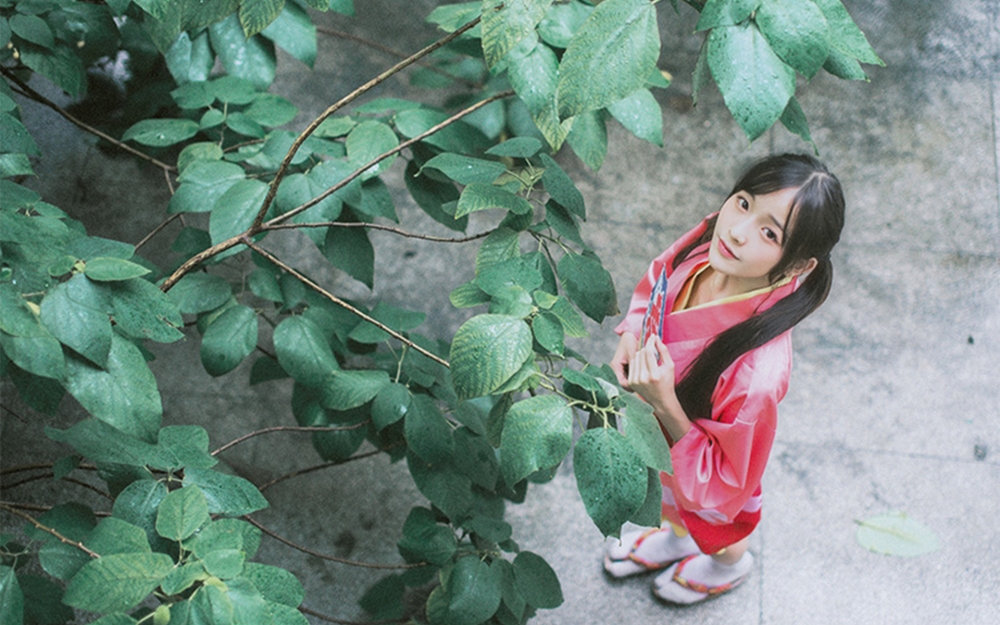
xmin=615 ymin=215 xmax=796 ymax=552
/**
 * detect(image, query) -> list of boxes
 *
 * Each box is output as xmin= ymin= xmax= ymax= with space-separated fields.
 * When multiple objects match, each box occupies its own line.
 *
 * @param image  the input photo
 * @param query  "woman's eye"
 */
xmin=764 ymin=228 xmax=779 ymax=242
xmin=738 ymin=197 xmax=749 ymax=210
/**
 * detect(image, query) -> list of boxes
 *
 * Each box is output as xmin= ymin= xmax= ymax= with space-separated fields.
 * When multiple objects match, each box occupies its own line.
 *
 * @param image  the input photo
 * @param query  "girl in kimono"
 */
xmin=603 ymin=154 xmax=845 ymax=604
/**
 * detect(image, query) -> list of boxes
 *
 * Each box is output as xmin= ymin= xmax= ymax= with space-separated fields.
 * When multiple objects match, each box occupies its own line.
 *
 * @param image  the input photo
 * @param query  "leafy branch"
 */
xmin=0 ymin=503 xmax=99 ymax=558
xmin=212 ymin=423 xmax=372 ymax=456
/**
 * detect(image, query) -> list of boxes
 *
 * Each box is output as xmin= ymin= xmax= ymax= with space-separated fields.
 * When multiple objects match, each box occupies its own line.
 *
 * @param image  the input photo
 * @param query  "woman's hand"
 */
xmin=627 ymin=335 xmax=677 ymax=411
xmin=624 ymin=336 xmax=692 ymax=443
xmin=611 ymin=332 xmax=639 ymax=389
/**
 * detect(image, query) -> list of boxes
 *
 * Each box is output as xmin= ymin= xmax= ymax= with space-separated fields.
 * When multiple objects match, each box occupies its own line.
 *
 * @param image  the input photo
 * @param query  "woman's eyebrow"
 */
xmin=768 ymin=213 xmax=786 ymax=231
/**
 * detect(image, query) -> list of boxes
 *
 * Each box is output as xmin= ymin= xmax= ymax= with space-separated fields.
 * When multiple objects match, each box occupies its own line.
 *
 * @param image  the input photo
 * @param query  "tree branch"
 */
xmin=266 ymin=220 xmax=495 ymax=243
xmin=211 ymin=423 xmax=371 ymax=457
xmin=242 ymin=240 xmax=450 ymax=368
xmin=135 ymin=213 xmax=182 ymax=251
xmin=0 ymin=472 xmax=112 ymax=500
xmin=0 ymin=67 xmax=176 ymax=173
xmin=316 ymin=25 xmax=480 ymax=89
xmin=0 ymin=503 xmax=100 ymax=558
xmin=244 ymin=515 xmax=426 ymax=569
xmin=250 ymin=16 xmax=483 ymax=232
xmin=257 ymin=450 xmax=383 ymax=493
xmin=264 ymin=90 xmax=514 ymax=228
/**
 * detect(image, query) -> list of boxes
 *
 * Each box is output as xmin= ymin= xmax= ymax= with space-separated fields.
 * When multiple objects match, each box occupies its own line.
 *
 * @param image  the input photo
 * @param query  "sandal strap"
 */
xmin=626 ymin=528 xmax=673 ymax=571
xmin=671 ymin=555 xmax=745 ymax=596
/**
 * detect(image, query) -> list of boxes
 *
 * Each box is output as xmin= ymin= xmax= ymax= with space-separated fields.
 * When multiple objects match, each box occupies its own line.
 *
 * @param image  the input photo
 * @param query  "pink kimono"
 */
xmin=615 ymin=215 xmax=797 ymax=553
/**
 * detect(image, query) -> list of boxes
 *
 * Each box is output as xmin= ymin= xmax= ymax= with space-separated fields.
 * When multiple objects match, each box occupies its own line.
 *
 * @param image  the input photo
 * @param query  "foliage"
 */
xmin=0 ymin=0 xmax=881 ymax=623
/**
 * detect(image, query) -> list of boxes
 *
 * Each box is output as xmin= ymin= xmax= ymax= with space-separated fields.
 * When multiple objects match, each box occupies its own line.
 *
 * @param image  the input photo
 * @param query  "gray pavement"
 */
xmin=3 ymin=1 xmax=999 ymax=624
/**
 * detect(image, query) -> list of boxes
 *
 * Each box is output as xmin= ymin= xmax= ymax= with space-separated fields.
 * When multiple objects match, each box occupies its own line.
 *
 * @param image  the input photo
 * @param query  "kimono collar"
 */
xmin=663 ymin=244 xmax=798 ymax=344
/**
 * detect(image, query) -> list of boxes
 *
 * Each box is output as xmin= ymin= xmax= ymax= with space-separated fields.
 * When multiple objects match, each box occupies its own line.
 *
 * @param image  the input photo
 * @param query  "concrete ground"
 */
xmin=2 ymin=1 xmax=998 ymax=624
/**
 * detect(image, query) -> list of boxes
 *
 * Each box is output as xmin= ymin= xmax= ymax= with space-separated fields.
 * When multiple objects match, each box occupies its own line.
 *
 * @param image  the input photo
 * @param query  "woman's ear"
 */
xmin=788 ymin=257 xmax=818 ymax=279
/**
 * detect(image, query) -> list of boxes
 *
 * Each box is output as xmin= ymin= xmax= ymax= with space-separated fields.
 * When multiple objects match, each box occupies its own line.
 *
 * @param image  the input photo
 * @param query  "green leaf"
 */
xmin=112 ymin=480 xmax=169 ymax=550
xmin=557 ymin=252 xmax=617 ymax=322
xmin=84 ymin=257 xmax=151 ymax=282
xmin=813 ymin=0 xmax=883 ymax=66
xmin=346 ymin=120 xmax=399 ymax=180
xmin=397 ymin=507 xmax=456 ymax=566
xmin=20 ymin=573 xmax=74 ymax=625
xmin=85 ymin=518 xmax=152 ymax=556
xmin=695 ymin=0 xmax=759 ymax=30
xmin=427 ymin=2 xmax=481 ymax=32
xmin=161 ymin=562 xmax=206 ymax=596
xmin=0 ymin=153 xmax=34 ymax=178
xmin=20 ymin=45 xmax=86 ymax=97
xmin=360 ymin=574 xmax=405 ymax=621
xmin=40 ymin=274 xmax=112 ymax=367
xmin=168 ymin=160 xmax=246 ymax=214
xmin=64 ymin=334 xmax=162 ymax=443
xmin=513 ymin=551 xmax=562 ymax=609
xmin=323 ymin=221 xmax=374 ymax=289
xmin=421 ymin=153 xmax=507 ymax=185
xmin=456 ymin=183 xmax=533 ymax=219
xmin=188 ymin=583 xmax=234 ymax=624
xmin=538 ymin=0 xmax=593 ymax=48
xmin=165 ymin=31 xmax=214 ymax=85
xmin=822 ymin=45 xmax=869 ymax=81
xmin=507 ymin=39 xmax=570 ymax=150
xmin=242 ymin=562 xmax=305 ymax=607
xmin=107 ymin=278 xmax=184 ymax=343
xmin=620 ymin=394 xmax=672 ymax=473
xmin=485 ymin=137 xmax=542 ymax=158
xmin=404 ymin=160 xmax=467 ymax=232
xmin=566 ymin=109 xmax=607 ymax=170
xmin=10 ymin=14 xmax=54 ymax=49
xmin=371 ymin=383 xmax=411 ymax=431
xmin=444 ymin=556 xmax=503 ymax=625
xmin=628 ymin=468 xmax=663 ymax=528
xmin=539 ymin=153 xmax=585 ymax=219
xmin=348 ymin=302 xmax=426 ymax=344
xmin=449 ymin=282 xmax=490 ymax=309
xmin=481 ymin=0 xmax=553 ymax=67
xmin=855 ymin=511 xmax=941 ymax=557
xmin=531 ymin=312 xmax=564 ymax=355
xmin=499 ymin=395 xmax=572 ymax=486
xmin=261 ymin=2 xmax=317 ymax=67
xmin=178 ymin=142 xmax=225 ymax=173
xmin=556 ymin=0 xmax=660 ymax=118
xmin=708 ymin=21 xmax=796 ymax=140
xmin=0 ymin=567 xmax=24 ymax=625
xmin=273 ymin=315 xmax=338 ymax=387
xmin=406 ymin=451 xmax=474 ymax=523
xmin=183 ymin=468 xmax=269 ymax=516
xmin=321 ymin=368 xmax=389 ymax=410
xmin=209 ymin=178 xmax=269 ymax=248
xmin=573 ymin=426 xmax=648 ymax=537
xmin=122 ymin=119 xmax=200 ymax=147
xmin=0 ymin=113 xmax=40 ymax=156
xmin=201 ymin=304 xmax=258 ymax=376
xmin=244 ymin=94 xmax=298 ymax=128
xmin=474 ymin=227 xmax=520 ymax=275
xmin=452 ymin=427 xmax=498 ymax=489
xmin=203 ymin=549 xmax=245 ymax=579
xmin=607 ymin=88 xmax=663 ymax=147
xmin=46 ymin=419 xmax=161 ymax=468
xmin=156 ymin=486 xmax=210 ymax=541
xmin=239 ymin=0 xmax=285 ymax=37
xmin=0 ymin=332 xmax=65 ymax=381
xmin=404 ymin=393 xmax=455 ymax=464
xmin=88 ymin=615 xmax=137 ymax=625
xmin=210 ymin=15 xmax=276 ymax=89
xmin=167 ymin=272 xmax=232 ymax=314
xmin=63 ymin=553 xmax=174 ymax=613
xmin=450 ymin=314 xmax=533 ymax=400
xmin=756 ymin=0 xmax=829 ymax=78
xmin=394 ymin=108 xmax=490 ymax=154
xmin=779 ymin=96 xmax=815 ymax=149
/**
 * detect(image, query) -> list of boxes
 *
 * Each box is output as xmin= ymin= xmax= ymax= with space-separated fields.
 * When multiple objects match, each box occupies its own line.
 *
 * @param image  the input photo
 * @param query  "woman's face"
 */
xmin=708 ymin=187 xmax=800 ymax=290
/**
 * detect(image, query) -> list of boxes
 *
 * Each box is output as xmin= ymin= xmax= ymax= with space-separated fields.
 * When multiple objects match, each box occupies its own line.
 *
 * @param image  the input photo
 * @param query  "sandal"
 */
xmin=652 ymin=553 xmax=752 ymax=604
xmin=603 ymin=527 xmax=698 ymax=578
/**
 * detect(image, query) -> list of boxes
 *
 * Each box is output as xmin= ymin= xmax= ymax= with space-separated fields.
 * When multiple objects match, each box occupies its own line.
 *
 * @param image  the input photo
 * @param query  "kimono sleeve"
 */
xmin=614 ymin=216 xmax=713 ymax=337
xmin=667 ymin=338 xmax=791 ymax=524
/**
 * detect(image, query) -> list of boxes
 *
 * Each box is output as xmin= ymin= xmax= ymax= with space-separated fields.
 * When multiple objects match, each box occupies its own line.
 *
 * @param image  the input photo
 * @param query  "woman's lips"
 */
xmin=718 ymin=238 xmax=737 ymax=260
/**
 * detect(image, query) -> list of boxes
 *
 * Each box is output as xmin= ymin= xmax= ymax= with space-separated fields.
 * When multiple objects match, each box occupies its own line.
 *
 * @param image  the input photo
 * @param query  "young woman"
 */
xmin=604 ymin=154 xmax=845 ymax=604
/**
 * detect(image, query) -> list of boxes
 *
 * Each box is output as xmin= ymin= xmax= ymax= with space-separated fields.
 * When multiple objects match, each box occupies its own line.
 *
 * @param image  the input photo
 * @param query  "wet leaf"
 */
xmin=855 ymin=511 xmax=941 ymax=557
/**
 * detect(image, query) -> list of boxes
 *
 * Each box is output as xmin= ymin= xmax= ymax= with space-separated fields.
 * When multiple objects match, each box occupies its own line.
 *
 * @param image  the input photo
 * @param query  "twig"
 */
xmin=250 ymin=16 xmax=483 ymax=232
xmin=135 ymin=213 xmax=182 ymax=251
xmin=244 ymin=515 xmax=426 ymax=569
xmin=0 ymin=503 xmax=100 ymax=558
xmin=0 ymin=462 xmax=97 ymax=476
xmin=1 ymin=473 xmax=112 ymax=500
xmin=265 ymin=90 xmax=514 ymax=228
xmin=267 ymin=220 xmax=494 ymax=243
xmin=242 ymin=240 xmax=449 ymax=368
xmin=257 ymin=450 xmax=383 ymax=492
xmin=211 ymin=423 xmax=371 ymax=457
xmin=316 ymin=25 xmax=480 ymax=89
xmin=299 ymin=605 xmax=410 ymax=625
xmin=0 ymin=67 xmax=176 ymax=173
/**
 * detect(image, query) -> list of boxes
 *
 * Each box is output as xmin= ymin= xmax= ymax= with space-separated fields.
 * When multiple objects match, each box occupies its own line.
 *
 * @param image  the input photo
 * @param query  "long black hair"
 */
xmin=671 ymin=154 xmax=845 ymax=421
